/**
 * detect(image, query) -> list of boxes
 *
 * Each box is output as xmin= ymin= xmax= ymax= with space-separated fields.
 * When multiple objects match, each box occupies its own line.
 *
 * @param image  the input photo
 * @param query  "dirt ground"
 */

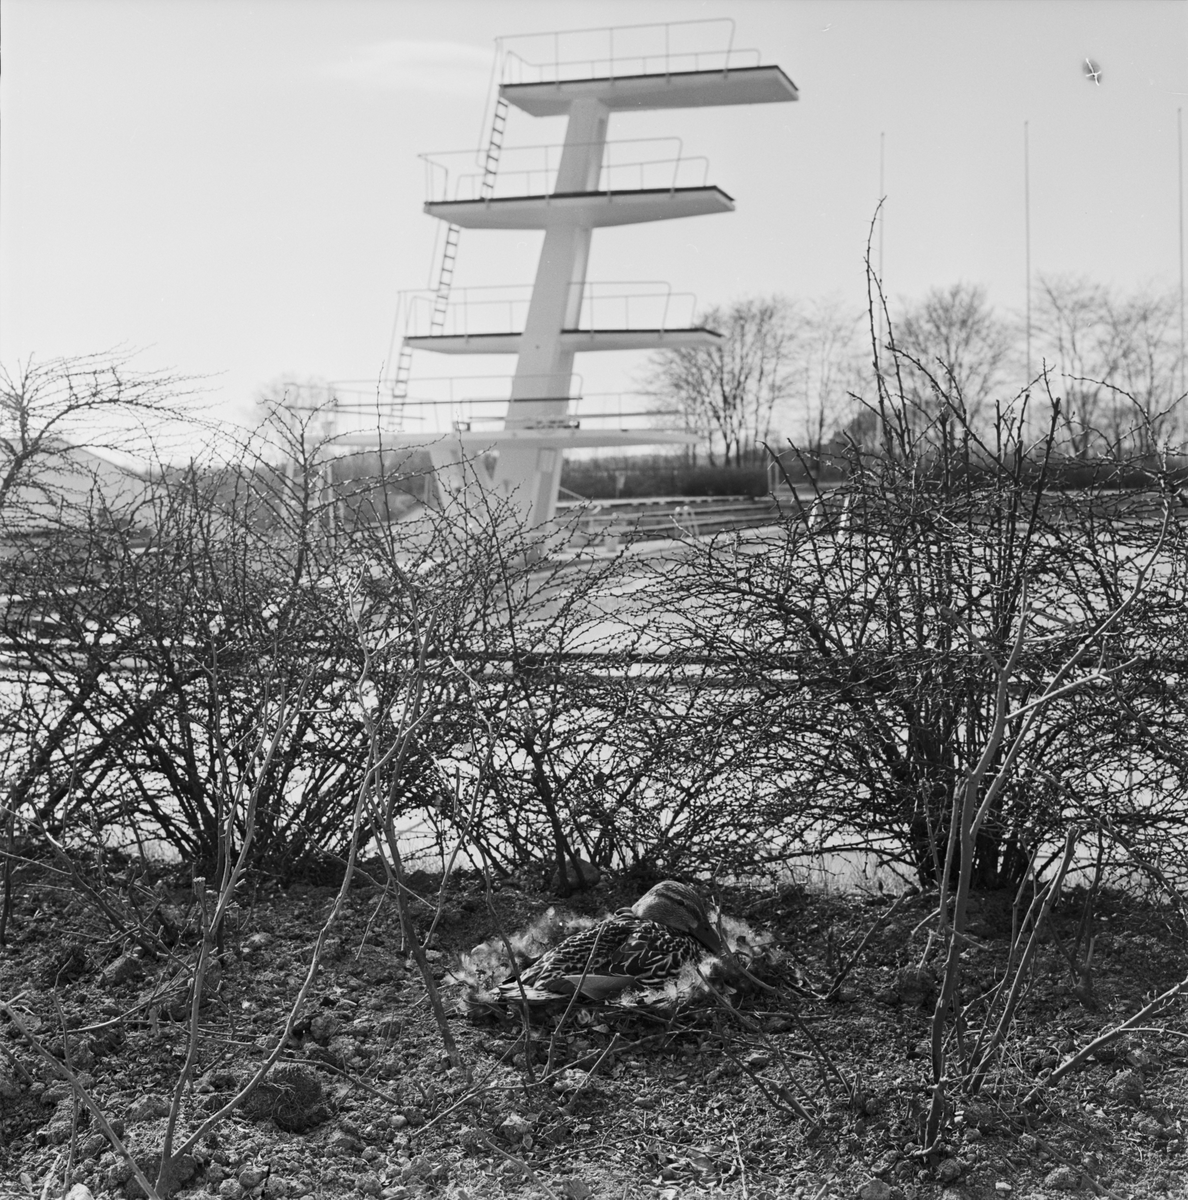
xmin=1 ymin=865 xmax=1186 ymax=1200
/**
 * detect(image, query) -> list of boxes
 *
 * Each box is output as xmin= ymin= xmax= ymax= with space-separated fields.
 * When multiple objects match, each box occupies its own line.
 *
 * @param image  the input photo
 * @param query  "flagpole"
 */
xmin=1178 ymin=107 xmax=1184 ymax=397
xmin=1025 ymin=120 xmax=1032 ymax=383
xmin=878 ymin=131 xmax=885 ymax=350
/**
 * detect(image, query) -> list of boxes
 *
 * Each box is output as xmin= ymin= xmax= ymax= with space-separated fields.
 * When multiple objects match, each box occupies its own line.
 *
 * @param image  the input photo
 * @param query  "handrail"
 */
xmin=501 ymin=46 xmax=762 ymax=85
xmin=419 ymin=137 xmax=710 ymax=204
xmin=391 ymin=281 xmax=700 ymax=339
xmin=318 ymin=373 xmax=584 ymax=406
xmin=493 ymin=19 xmax=756 ymax=85
xmin=307 ymin=381 xmax=692 ymax=438
xmin=421 ymin=135 xmax=684 ymax=162
xmin=445 ymin=156 xmax=710 ymax=201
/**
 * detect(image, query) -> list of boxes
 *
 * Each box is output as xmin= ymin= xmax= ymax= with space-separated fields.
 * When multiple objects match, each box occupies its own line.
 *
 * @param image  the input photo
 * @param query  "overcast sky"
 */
xmin=3 ymin=0 xmax=1185 ymax=434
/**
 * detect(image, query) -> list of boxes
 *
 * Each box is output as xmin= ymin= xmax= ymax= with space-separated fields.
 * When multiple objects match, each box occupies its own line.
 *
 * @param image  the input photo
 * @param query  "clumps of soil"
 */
xmin=0 ymin=867 xmax=1186 ymax=1199
xmin=238 ymin=1065 xmax=329 ymax=1133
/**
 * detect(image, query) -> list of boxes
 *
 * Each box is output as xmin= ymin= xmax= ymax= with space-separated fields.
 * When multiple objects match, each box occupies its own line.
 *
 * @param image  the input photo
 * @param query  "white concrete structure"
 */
xmin=349 ymin=23 xmax=798 ymax=529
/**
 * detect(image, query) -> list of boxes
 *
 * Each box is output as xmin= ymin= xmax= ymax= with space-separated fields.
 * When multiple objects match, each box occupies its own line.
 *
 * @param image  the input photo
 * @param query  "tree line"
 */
xmin=647 ymin=277 xmax=1186 ymax=468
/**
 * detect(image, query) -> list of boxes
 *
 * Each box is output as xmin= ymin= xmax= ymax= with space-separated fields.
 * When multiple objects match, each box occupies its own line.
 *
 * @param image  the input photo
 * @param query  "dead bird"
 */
xmin=498 ymin=879 xmax=722 ymax=1004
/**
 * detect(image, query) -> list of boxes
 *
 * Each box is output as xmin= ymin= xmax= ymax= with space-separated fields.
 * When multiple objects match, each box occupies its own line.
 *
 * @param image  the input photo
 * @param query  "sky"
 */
xmin=3 ymin=0 xmax=1186 ymax=441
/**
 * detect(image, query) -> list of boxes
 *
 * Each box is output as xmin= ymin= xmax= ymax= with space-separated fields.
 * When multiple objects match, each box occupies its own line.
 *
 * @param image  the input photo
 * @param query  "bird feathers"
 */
xmin=452 ymin=881 xmax=786 ymax=1016
xmin=491 ymin=881 xmax=721 ymax=1005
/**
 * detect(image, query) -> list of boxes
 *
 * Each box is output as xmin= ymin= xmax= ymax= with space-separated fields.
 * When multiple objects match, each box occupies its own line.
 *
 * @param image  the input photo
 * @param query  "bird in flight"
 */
xmin=1083 ymin=58 xmax=1103 ymax=85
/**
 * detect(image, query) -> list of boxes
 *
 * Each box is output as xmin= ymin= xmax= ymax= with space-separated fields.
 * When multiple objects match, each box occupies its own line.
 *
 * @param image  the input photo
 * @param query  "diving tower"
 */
xmin=360 ymin=21 xmax=798 ymax=528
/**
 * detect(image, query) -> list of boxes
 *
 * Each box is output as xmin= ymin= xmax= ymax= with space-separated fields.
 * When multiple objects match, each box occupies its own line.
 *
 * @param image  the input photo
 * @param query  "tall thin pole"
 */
xmin=878 ymin=131 xmax=885 ymax=349
xmin=1179 ymin=107 xmax=1184 ymax=397
xmin=1024 ymin=120 xmax=1032 ymax=382
xmin=879 ymin=131 xmax=885 ymax=281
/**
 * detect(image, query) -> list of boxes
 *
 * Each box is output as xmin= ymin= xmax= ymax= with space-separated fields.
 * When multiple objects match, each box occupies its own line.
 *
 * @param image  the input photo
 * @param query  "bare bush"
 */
xmin=640 ymin=278 xmax=1187 ymax=894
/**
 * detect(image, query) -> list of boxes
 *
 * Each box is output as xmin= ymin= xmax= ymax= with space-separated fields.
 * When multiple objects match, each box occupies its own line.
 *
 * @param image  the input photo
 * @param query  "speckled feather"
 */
xmin=517 ymin=909 xmax=708 ymax=991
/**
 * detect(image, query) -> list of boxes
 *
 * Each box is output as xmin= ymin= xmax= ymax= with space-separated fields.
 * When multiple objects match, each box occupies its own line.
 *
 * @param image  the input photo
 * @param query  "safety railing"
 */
xmin=447 ymin=391 xmax=684 ymax=435
xmin=394 ymin=282 xmax=699 ymax=340
xmin=305 ymin=376 xmax=574 ymax=436
xmin=421 ymin=138 xmax=710 ymax=203
xmin=495 ymin=19 xmax=761 ymax=85
xmin=307 ymin=380 xmax=686 ymax=439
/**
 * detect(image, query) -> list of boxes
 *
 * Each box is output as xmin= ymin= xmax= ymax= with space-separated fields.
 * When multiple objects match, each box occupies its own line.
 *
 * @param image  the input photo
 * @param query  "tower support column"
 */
xmin=496 ymin=98 xmax=609 ymax=522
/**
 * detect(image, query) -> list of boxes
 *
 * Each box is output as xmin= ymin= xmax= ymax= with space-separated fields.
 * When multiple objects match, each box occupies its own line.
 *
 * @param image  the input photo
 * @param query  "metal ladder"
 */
xmin=429 ymin=224 xmax=461 ymax=335
xmin=479 ymin=97 xmax=508 ymax=200
xmin=390 ymin=97 xmax=509 ymax=408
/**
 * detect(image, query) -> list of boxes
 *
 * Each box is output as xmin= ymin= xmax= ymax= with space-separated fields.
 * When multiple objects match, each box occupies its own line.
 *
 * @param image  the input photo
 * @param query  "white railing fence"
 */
xmin=495 ymin=19 xmax=761 ymax=86
xmin=421 ymin=138 xmax=710 ymax=203
xmin=291 ymin=379 xmax=685 ymax=438
xmin=395 ymin=282 xmax=699 ymax=339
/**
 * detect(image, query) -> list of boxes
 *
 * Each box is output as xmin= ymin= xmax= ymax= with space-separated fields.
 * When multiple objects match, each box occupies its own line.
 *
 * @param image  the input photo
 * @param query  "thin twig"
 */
xmin=478 ymin=1135 xmax=561 ymax=1200
xmin=1025 ymin=972 xmax=1188 ymax=1104
xmin=825 ymin=891 xmax=913 ymax=1000
xmin=0 ymin=1000 xmax=163 ymax=1200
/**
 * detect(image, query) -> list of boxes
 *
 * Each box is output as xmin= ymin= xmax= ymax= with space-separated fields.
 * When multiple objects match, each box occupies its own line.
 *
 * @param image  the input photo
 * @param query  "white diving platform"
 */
xmin=501 ymin=64 xmax=798 ymax=117
xmin=404 ymin=327 xmax=721 ymax=355
xmin=424 ymin=186 xmax=734 ymax=230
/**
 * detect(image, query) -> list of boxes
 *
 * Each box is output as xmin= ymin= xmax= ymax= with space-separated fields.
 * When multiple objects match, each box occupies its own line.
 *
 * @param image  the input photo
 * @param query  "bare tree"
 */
xmin=1033 ymin=275 xmax=1186 ymax=456
xmin=1034 ymin=276 xmax=1126 ymax=457
xmin=895 ymin=282 xmax=1014 ymax=422
xmin=775 ymin=297 xmax=865 ymax=472
xmin=646 ymin=297 xmax=799 ymax=466
xmin=1114 ymin=291 xmax=1186 ymax=450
